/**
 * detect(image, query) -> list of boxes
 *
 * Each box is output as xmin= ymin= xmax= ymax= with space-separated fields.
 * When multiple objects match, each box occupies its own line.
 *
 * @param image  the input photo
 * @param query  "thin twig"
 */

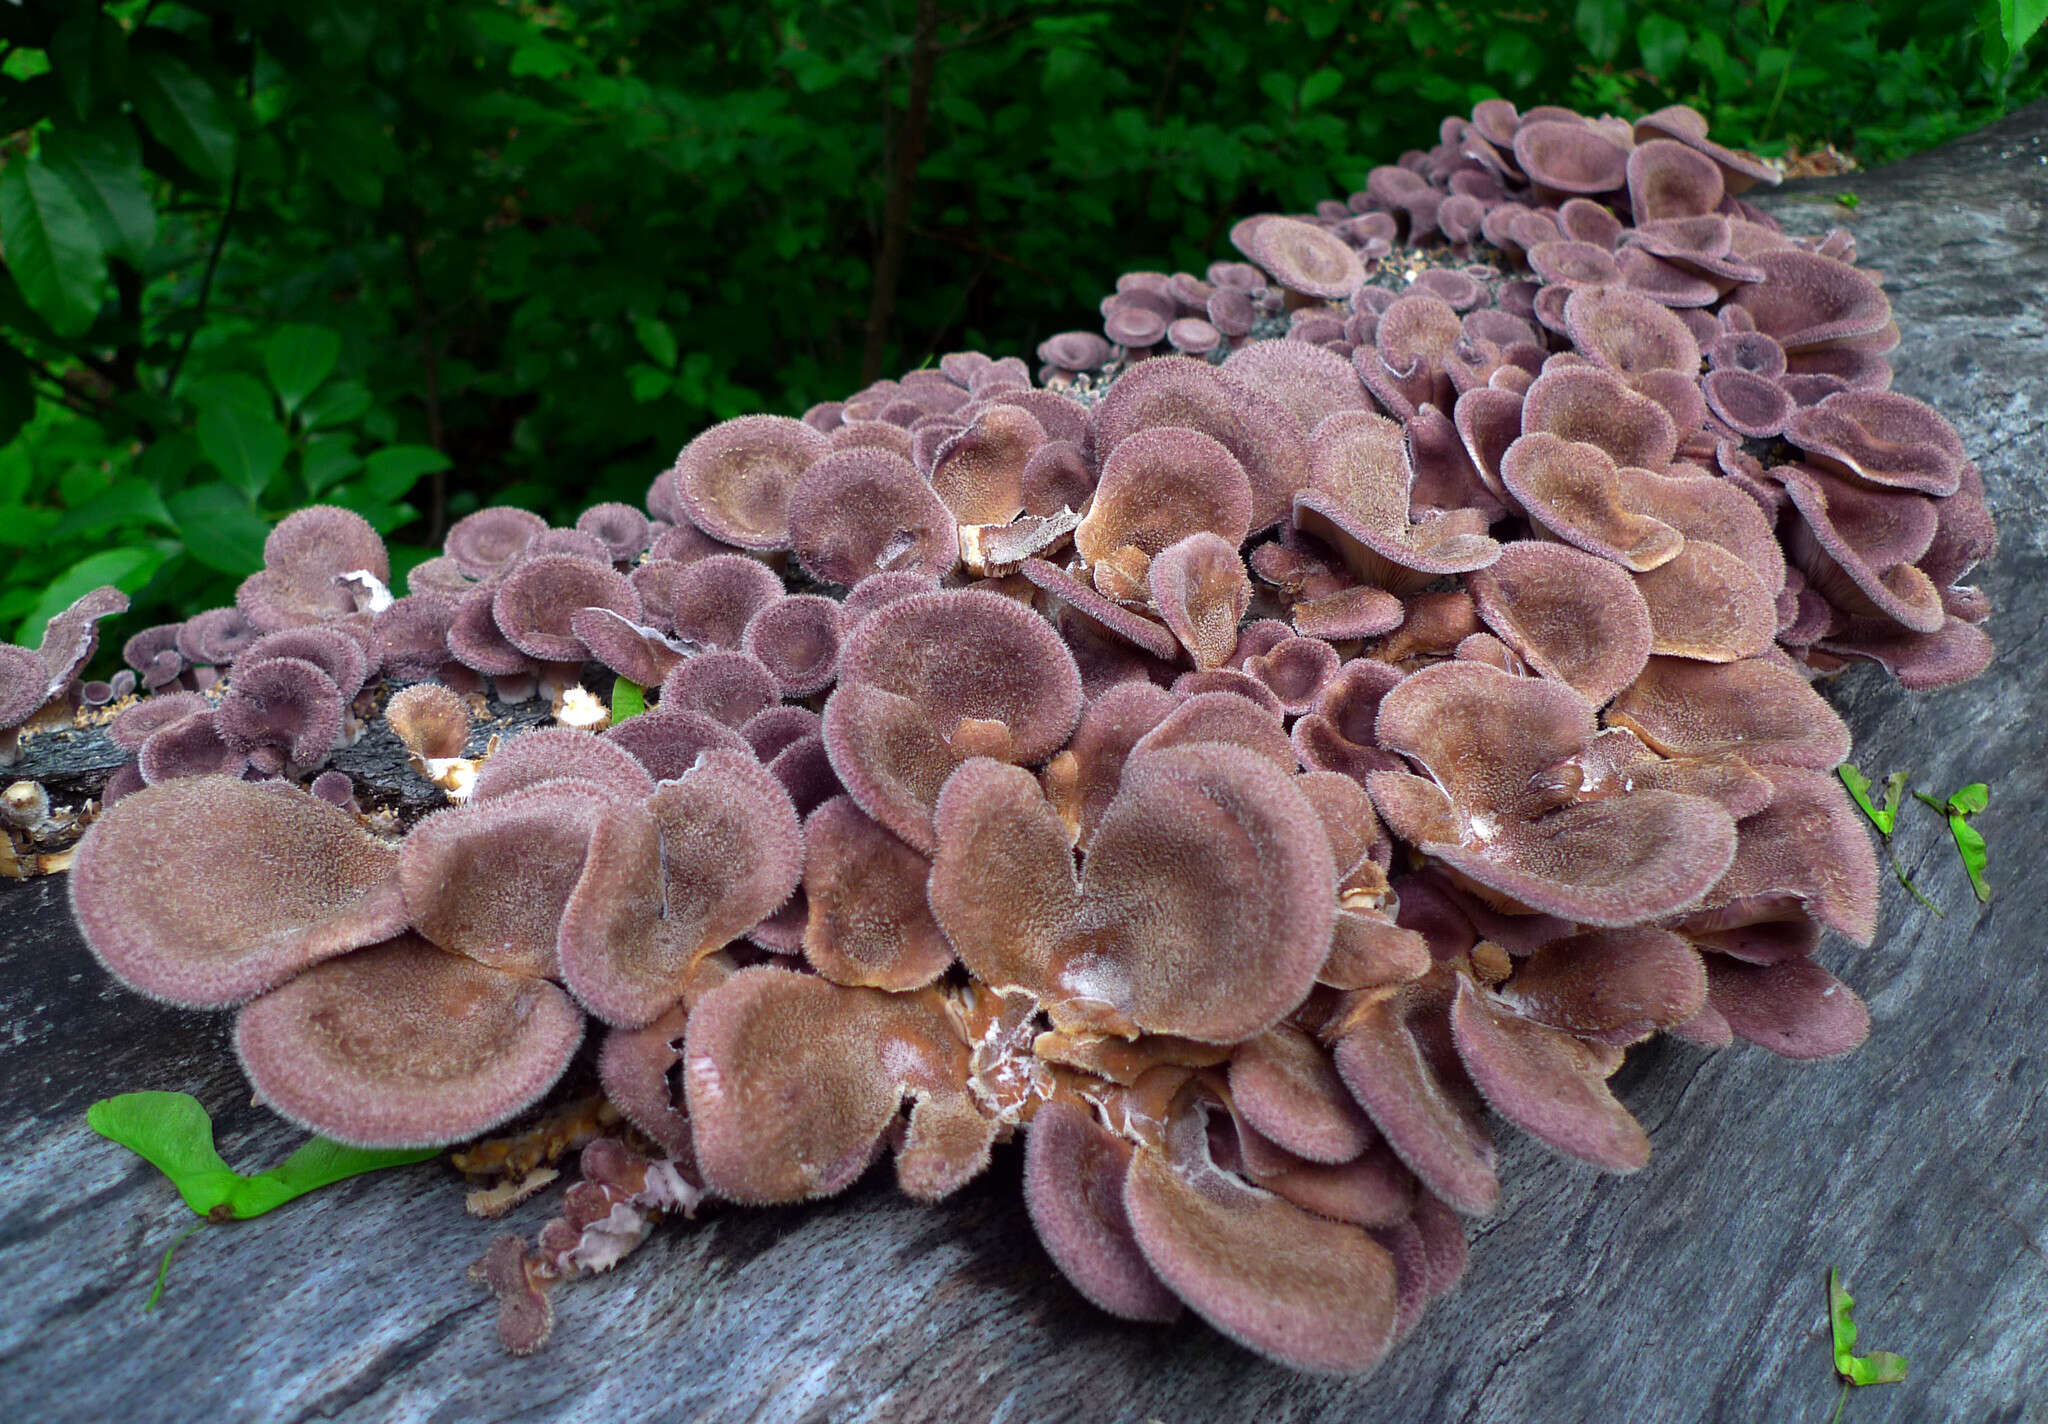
xmin=162 ymin=166 xmax=242 ymax=402
xmin=402 ymin=210 xmax=449 ymax=543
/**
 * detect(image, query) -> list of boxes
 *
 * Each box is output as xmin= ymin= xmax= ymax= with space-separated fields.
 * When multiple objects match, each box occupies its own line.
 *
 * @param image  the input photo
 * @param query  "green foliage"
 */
xmin=86 ymin=1090 xmax=437 ymax=1220
xmin=1828 ymin=1267 xmax=1909 ymax=1387
xmin=611 ymin=675 xmax=647 ymax=723
xmin=1839 ymin=763 xmax=1943 ymax=915
xmin=1 ymin=0 xmax=2042 ymax=664
xmin=1916 ymin=781 xmax=1992 ymax=900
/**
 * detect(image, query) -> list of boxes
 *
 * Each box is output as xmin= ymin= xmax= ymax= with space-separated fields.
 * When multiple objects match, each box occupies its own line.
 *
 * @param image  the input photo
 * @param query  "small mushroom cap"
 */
xmin=1498 ymin=434 xmax=1683 ymax=572
xmin=1633 ymin=541 xmax=1778 ymax=663
xmin=446 ymin=506 xmax=548 ymax=578
xmin=576 ymin=502 xmax=651 ymax=561
xmin=472 ymin=727 xmax=657 ymax=803
xmin=1332 ymin=991 xmax=1498 ymax=1215
xmin=604 ymin=706 xmax=753 ymax=780
xmin=1495 ymin=928 xmax=1707 ymax=1041
xmin=448 ymin=585 xmax=538 ymax=678
xmin=109 ymin=692 xmax=215 ymax=751
xmin=401 ymin=779 xmax=617 ymax=977
xmin=929 ymin=404 xmax=1048 ymax=526
xmin=1468 ymin=541 xmax=1653 ymax=706
xmin=35 ymin=585 xmax=129 ymax=693
xmin=1221 ymin=340 xmax=1372 ymax=437
xmin=1124 ymin=1093 xmax=1398 ymax=1375
xmin=491 ymin=554 xmax=641 ymax=663
xmin=1229 ymin=1025 xmax=1377 ymax=1164
xmin=215 ymin=656 xmax=345 ymax=767
xmin=557 ymin=751 xmax=803 ymax=1026
xmin=1784 ymin=390 xmax=1965 ymax=497
xmin=1147 ymin=533 xmax=1251 ymax=669
xmin=666 ymin=553 xmax=785 ymax=649
xmin=743 ymin=595 xmax=843 ymax=698
xmin=234 ymin=934 xmax=584 ymax=1148
xmin=1512 ymin=119 xmax=1628 ymax=194
xmin=571 ymin=607 xmax=689 ymax=687
xmin=1680 ymin=766 xmax=1879 ymax=946
xmin=1626 ymin=138 xmax=1725 ymax=224
xmin=137 ymin=710 xmax=247 ymax=784
xmin=786 ymin=446 xmax=957 ymax=586
xmin=386 ymin=682 xmax=474 ymax=761
xmin=597 ymin=1001 xmax=698 ymax=1161
xmin=800 ymin=795 xmax=953 ymax=991
xmin=659 ymin=650 xmax=779 ymax=729
xmin=1245 ymin=637 xmax=1341 ymax=718
xmin=1128 ymin=690 xmax=1295 ymax=772
xmin=263 ymin=504 xmax=391 ymax=595
xmin=68 ymin=776 xmax=408 ymax=1007
xmin=177 ymin=606 xmax=260 ymax=666
xmin=683 ymin=966 xmax=968 ymax=1204
xmin=241 ymin=627 xmax=371 ymax=701
xmin=369 ymin=596 xmax=459 ymax=682
xmin=738 ymin=704 xmax=823 ymax=761
xmin=1564 ymin=286 xmax=1701 ymax=379
xmin=1520 ymin=365 xmax=1678 ymax=470
xmin=1236 ymin=215 xmax=1367 ymax=301
xmin=1702 ymin=954 xmax=1870 ymax=1059
xmin=669 ymin=414 xmax=831 ymax=550
xmin=1077 ymin=426 xmax=1254 ymax=566
xmin=1606 ymin=656 xmax=1850 ymax=769
xmin=1022 ymin=1100 xmax=1181 ymax=1322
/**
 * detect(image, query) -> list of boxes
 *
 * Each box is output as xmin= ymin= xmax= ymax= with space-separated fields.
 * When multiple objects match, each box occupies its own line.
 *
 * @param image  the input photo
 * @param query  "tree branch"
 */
xmin=162 ymin=167 xmax=241 ymax=402
xmin=403 ymin=210 xmax=449 ymax=544
xmin=859 ymin=0 xmax=941 ymax=387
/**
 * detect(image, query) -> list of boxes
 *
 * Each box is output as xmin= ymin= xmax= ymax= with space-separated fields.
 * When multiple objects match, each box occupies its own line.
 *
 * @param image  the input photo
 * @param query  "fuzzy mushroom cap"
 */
xmin=471 ymin=727 xmax=656 ymax=804
xmin=1467 ymin=541 xmax=1653 ymax=706
xmin=1123 ymin=1088 xmax=1398 ymax=1375
xmin=1023 ymin=1100 xmax=1181 ymax=1322
xmin=491 ymin=555 xmax=641 ymax=663
xmin=1222 ymin=340 xmax=1372 ymax=437
xmin=571 ymin=607 xmax=690 ymax=687
xmin=1784 ymin=390 xmax=1965 ymax=497
xmin=669 ymin=414 xmax=831 ymax=550
xmin=1606 ymin=656 xmax=1850 ymax=769
xmin=576 ymin=502 xmax=652 ymax=561
xmin=234 ymin=934 xmax=585 ymax=1148
xmin=824 ymin=588 xmax=1083 ymax=852
xmin=446 ymin=506 xmax=548 ymax=578
xmin=1077 ymin=426 xmax=1254 ymax=567
xmin=800 ymin=794 xmax=954 ymax=991
xmin=0 ymin=646 xmax=48 ymax=730
xmin=604 ymin=706 xmax=753 ymax=780
xmin=241 ymin=626 xmax=372 ymax=702
xmin=666 ymin=554 xmax=785 ymax=649
xmin=176 ymin=606 xmax=260 ymax=666
xmin=1236 ymin=215 xmax=1367 ymax=301
xmin=68 ymin=776 xmax=409 ymax=1007
xmin=1520 ymin=365 xmax=1678 ymax=470
xmin=683 ymin=966 xmax=977 ymax=1204
xmin=215 ymin=656 xmax=345 ymax=768
xmin=386 ymin=682 xmax=474 ymax=762
xmin=556 ymin=751 xmax=803 ymax=1026
xmin=1148 ymin=532 xmax=1252 ymax=669
xmin=1513 ymin=119 xmax=1628 ymax=194
xmin=786 ymin=447 xmax=956 ymax=586
xmin=743 ymin=595 xmax=843 ymax=698
xmin=238 ymin=506 xmax=390 ymax=631
xmin=1498 ymin=435 xmax=1683 ymax=572
xmin=658 ymin=649 xmax=779 ymax=729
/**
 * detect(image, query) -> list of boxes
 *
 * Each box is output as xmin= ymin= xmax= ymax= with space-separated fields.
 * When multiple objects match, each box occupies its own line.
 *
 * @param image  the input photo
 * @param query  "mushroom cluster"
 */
xmin=53 ymin=97 xmax=1994 ymax=1376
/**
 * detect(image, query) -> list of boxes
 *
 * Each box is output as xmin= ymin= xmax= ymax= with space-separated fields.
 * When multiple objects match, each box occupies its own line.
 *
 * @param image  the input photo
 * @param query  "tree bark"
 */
xmin=859 ymin=0 xmax=941 ymax=387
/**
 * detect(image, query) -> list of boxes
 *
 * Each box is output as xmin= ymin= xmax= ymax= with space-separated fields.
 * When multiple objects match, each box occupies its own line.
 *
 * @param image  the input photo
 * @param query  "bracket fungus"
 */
xmin=50 ymin=91 xmax=1998 ymax=1383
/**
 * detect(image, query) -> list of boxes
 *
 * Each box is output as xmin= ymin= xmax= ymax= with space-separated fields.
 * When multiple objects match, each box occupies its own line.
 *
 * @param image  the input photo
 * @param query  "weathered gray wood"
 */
xmin=2 ymin=103 xmax=2045 ymax=1424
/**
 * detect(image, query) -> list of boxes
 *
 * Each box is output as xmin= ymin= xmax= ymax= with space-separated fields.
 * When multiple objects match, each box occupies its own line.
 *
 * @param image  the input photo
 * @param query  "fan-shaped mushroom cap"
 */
xmin=1371 ymin=661 xmax=1737 ymax=924
xmin=557 ymin=751 xmax=803 ymax=1026
xmin=931 ymin=743 xmax=1334 ymax=1043
xmin=386 ymin=682 xmax=473 ymax=762
xmin=1528 ymin=240 xmax=1622 ymax=288
xmin=446 ymin=506 xmax=548 ymax=579
xmin=472 ymin=727 xmax=657 ymax=804
xmin=401 ymin=779 xmax=619 ymax=977
xmin=1702 ymin=955 xmax=1870 ymax=1059
xmin=825 ymin=588 xmax=1082 ymax=852
xmin=1147 ymin=532 xmax=1251 ymax=669
xmin=1293 ymin=414 xmax=1500 ymax=594
xmin=840 ymin=570 xmax=940 ymax=628
xmin=1631 ymin=105 xmax=1779 ymax=192
xmin=1512 ymin=120 xmax=1627 ymax=195
xmin=1358 ymin=294 xmax=1465 ymax=418
xmin=123 ymin=624 xmax=185 ymax=684
xmin=1565 ymin=287 xmax=1701 ymax=379
xmin=1702 ymin=369 xmax=1793 ymax=439
xmin=1076 ymin=427 xmax=1254 ymax=566
xmin=405 ymin=556 xmax=480 ymax=602
xmin=1626 ymin=138 xmax=1725 ymax=224
xmin=234 ymin=934 xmax=584 ymax=1148
xmin=1235 ymin=215 xmax=1366 ymax=303
xmin=1124 ymin=1091 xmax=1398 ymax=1375
xmin=1230 ymin=1025 xmax=1377 ymax=1164
xmin=491 ymin=555 xmax=640 ymax=663
xmin=1815 ymin=613 xmax=1995 ymax=691
xmin=1092 ymin=356 xmax=1310 ymax=533
xmin=1495 ymin=927 xmax=1707 ymax=1042
xmin=767 ymin=729 xmax=844 ymax=818
xmin=237 ymin=506 xmax=390 ymax=633
xmin=1729 ymin=248 xmax=1890 ymax=350
xmin=31 ymin=585 xmax=127 ymax=697
xmin=1467 ymin=541 xmax=1653 ymax=705
xmin=666 ymin=553 xmax=784 ymax=649
xmin=576 ymin=502 xmax=651 ymax=562
xmin=658 ymin=650 xmax=779 ymax=729
xmin=669 ymin=414 xmax=831 ymax=550
xmin=1499 ymin=434 xmax=1683 ymax=572
xmin=447 ymin=585 xmax=537 ymax=680
xmin=1023 ymin=1099 xmax=1181 ymax=1322
xmin=597 ymin=1002 xmax=698 ymax=1161
xmin=1784 ymin=390 xmax=1965 ymax=497
xmin=1332 ymin=988 xmax=1498 ymax=1215
xmin=604 ymin=707 xmax=752 ymax=780
xmin=241 ymin=627 xmax=371 ymax=702
xmin=176 ymin=606 xmax=260 ymax=666
xmin=1679 ymin=766 xmax=1878 ymax=946
xmin=786 ymin=447 xmax=956 ymax=587
xmin=1244 ymin=636 xmax=1341 ymax=718
xmin=108 ymin=692 xmax=213 ymax=751
xmin=742 ymin=595 xmax=842 ymax=698
xmin=1037 ymin=331 xmax=1115 ymax=372
xmin=1129 ymin=691 xmax=1294 ymax=772
xmin=683 ymin=966 xmax=974 ymax=1204
xmin=1020 ymin=559 xmax=1181 ymax=663
xmin=1449 ymin=976 xmax=1649 ymax=1172
xmin=1777 ymin=464 xmax=1943 ymax=632
xmin=1607 ymin=656 xmax=1850 ymax=769
xmin=137 ymin=710 xmax=246 ymax=784
xmin=570 ymin=607 xmax=689 ymax=687
xmin=1221 ymin=341 xmax=1372 ymax=437
xmin=1520 ymin=365 xmax=1679 ymax=470
xmin=738 ymin=704 xmax=822 ymax=761
xmin=800 ymin=795 xmax=952 ymax=991
xmin=68 ymin=776 xmax=408 ymax=1007
xmin=215 ymin=656 xmax=344 ymax=768
xmin=929 ymin=404 xmax=1047 ymax=527
xmin=368 ymin=595 xmax=459 ymax=682
xmin=1633 ymin=541 xmax=1780 ymax=662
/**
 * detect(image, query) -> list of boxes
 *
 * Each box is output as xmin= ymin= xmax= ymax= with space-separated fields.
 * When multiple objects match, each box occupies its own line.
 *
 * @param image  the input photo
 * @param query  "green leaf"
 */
xmin=627 ymin=363 xmax=673 ymax=403
xmin=1766 ymin=0 xmax=1793 ymax=35
xmin=1828 ymin=1268 xmax=1909 ymax=1387
xmin=1946 ymin=782 xmax=1989 ymax=817
xmin=1838 ymin=764 xmax=1893 ymax=836
xmin=1298 ymin=68 xmax=1343 ymax=110
xmin=300 ymin=436 xmax=363 ymax=495
xmin=1636 ymin=14 xmax=1690 ymax=79
xmin=632 ymin=314 xmax=678 ymax=370
xmin=1574 ymin=0 xmax=1630 ymax=64
xmin=0 ymin=157 xmax=105 ymax=338
xmin=298 ymin=379 xmax=373 ymax=431
xmin=131 ymin=51 xmax=238 ymax=184
xmin=1998 ymin=1 xmax=2048 ymax=54
xmin=0 ymin=343 xmax=32 ymax=447
xmin=166 ymin=482 xmax=270 ymax=576
xmin=1258 ymin=71 xmax=1295 ymax=110
xmin=48 ymin=11 xmax=127 ymax=123
xmin=49 ymin=477 xmax=175 ymax=540
xmin=612 ymin=675 xmax=646 ymax=722
xmin=87 ymin=1091 xmax=437 ymax=1222
xmin=1481 ymin=31 xmax=1543 ymax=90
xmin=361 ymin=444 xmax=450 ymax=501
xmin=40 ymin=122 xmax=157 ymax=265
xmin=1950 ymin=817 xmax=1990 ymax=901
xmin=1834 ymin=192 xmax=1861 ymax=210
xmin=265 ymin=325 xmax=343 ymax=413
xmin=196 ymin=400 xmax=288 ymax=499
xmin=15 ymin=546 xmax=164 ymax=646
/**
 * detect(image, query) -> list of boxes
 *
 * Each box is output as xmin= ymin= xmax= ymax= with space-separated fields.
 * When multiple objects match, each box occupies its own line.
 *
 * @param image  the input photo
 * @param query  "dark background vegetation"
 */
xmin=1 ymin=0 xmax=2042 ymax=648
